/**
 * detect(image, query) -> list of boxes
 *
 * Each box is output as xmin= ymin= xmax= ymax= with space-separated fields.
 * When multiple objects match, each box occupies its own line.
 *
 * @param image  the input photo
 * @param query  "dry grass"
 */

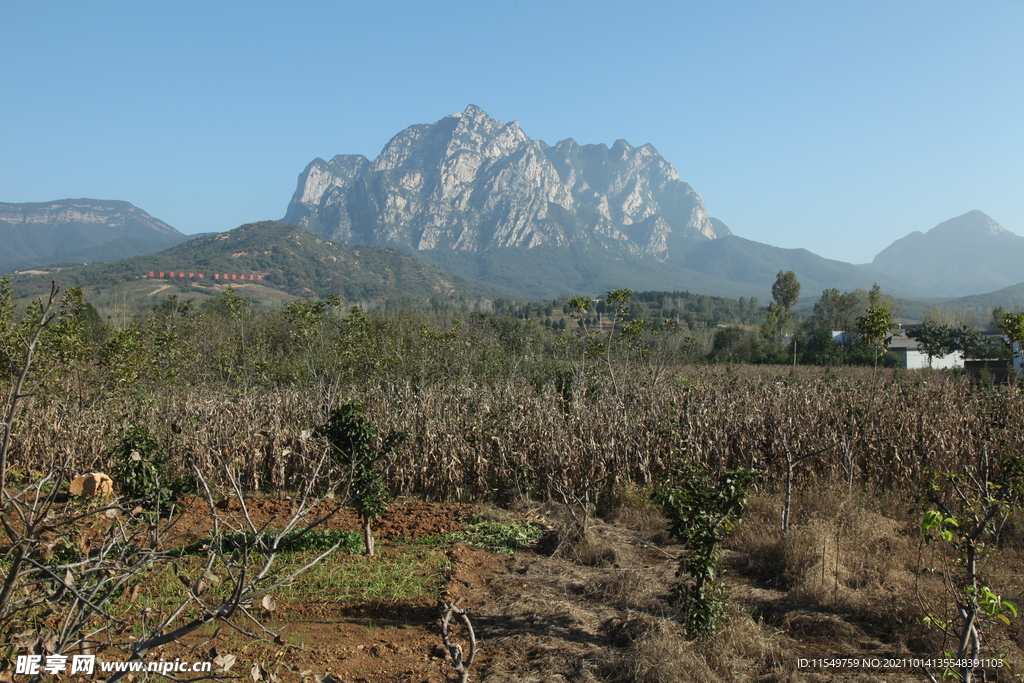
xmin=584 ymin=566 xmax=654 ymax=609
xmin=730 ymin=492 xmax=788 ymax=584
xmin=728 ymin=486 xmax=1024 ymax=666
xmin=549 ymin=512 xmax=623 ymax=568
xmin=602 ymin=616 xmax=716 ymax=683
xmin=599 ymin=612 xmax=790 ymax=683
xmin=608 ymin=483 xmax=667 ymax=539
xmin=732 ymin=488 xmax=920 ymax=607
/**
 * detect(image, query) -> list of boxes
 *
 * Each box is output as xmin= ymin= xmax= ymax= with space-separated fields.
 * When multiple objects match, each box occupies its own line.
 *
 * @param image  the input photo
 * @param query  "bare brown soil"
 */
xmin=167 ymin=497 xmax=479 ymax=546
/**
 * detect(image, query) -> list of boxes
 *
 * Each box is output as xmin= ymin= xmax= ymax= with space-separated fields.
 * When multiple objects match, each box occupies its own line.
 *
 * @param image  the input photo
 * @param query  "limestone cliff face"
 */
xmin=284 ymin=106 xmax=728 ymax=259
xmin=0 ymin=199 xmax=180 ymax=236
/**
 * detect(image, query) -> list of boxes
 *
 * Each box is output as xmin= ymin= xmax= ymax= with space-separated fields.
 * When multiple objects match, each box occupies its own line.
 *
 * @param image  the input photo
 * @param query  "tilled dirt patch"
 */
xmin=164 ymin=497 xmax=479 ymax=546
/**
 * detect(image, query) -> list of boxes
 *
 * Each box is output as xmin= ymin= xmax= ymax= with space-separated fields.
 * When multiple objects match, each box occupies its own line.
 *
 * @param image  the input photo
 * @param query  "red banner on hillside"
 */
xmin=147 ymin=272 xmax=263 ymax=281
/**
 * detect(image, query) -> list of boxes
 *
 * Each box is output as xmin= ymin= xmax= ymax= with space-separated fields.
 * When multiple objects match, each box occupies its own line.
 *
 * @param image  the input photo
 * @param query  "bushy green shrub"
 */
xmin=315 ymin=401 xmax=408 ymax=556
xmin=109 ymin=425 xmax=192 ymax=512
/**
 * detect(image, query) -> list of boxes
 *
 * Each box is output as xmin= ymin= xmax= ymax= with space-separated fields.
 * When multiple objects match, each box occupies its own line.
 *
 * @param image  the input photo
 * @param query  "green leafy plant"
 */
xmin=175 ymin=529 xmax=365 ymax=557
xmin=452 ymin=519 xmax=545 ymax=555
xmin=652 ymin=460 xmax=758 ymax=636
xmin=908 ymin=320 xmax=960 ymax=368
xmin=999 ymin=312 xmax=1024 ymax=371
xmin=315 ymin=402 xmax=408 ymax=557
xmin=919 ymin=453 xmax=1024 ymax=682
xmin=764 ymin=270 xmax=801 ymax=349
xmin=855 ymin=305 xmax=898 ymax=369
xmin=109 ymin=425 xmax=192 ymax=513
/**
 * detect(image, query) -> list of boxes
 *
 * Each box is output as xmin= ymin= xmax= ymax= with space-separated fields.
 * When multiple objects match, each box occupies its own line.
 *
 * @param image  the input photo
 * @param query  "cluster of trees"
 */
xmin=708 ymin=271 xmax=808 ymax=364
xmin=1 ymin=278 xmax=710 ymax=404
xmin=5 ymin=270 xmax=1022 ymax=400
xmin=707 ymin=271 xmax=1024 ymax=369
xmin=489 ymin=290 xmax=762 ymax=330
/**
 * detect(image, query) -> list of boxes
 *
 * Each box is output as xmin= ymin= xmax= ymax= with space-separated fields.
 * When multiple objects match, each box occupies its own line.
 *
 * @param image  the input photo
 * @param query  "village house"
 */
xmin=886 ymin=336 xmax=964 ymax=370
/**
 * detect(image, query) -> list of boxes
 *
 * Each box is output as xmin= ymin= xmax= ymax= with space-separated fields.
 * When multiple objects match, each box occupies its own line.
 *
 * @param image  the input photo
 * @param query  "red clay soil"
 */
xmin=164 ymin=497 xmax=479 ymax=546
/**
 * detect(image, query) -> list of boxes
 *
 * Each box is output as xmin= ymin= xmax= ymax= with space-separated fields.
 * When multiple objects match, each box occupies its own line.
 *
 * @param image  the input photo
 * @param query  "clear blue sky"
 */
xmin=3 ymin=0 xmax=1022 ymax=265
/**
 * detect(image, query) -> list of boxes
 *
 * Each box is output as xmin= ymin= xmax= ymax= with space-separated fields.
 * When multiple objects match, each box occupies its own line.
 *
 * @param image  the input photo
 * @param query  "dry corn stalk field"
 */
xmin=8 ymin=365 xmax=1024 ymax=502
xmin=6 ymin=364 xmax=1024 ymax=681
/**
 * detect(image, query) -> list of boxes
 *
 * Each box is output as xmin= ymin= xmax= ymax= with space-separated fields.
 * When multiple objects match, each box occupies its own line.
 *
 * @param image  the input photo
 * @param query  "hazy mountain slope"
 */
xmin=682 ymin=236 xmax=925 ymax=300
xmin=865 ymin=210 xmax=1024 ymax=297
xmin=420 ymin=244 xmax=765 ymax=301
xmin=0 ymin=198 xmax=190 ymax=268
xmin=942 ymin=280 xmax=1024 ymax=311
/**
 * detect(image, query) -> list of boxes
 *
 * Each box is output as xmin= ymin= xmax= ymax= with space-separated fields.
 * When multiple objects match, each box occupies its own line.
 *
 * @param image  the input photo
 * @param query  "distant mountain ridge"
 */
xmin=681 ymin=236 xmax=924 ymax=299
xmin=0 ymin=198 xmax=192 ymax=269
xmin=865 ymin=210 xmax=1024 ymax=297
xmin=284 ymin=105 xmax=927 ymax=300
xmin=10 ymin=122 xmax=1015 ymax=305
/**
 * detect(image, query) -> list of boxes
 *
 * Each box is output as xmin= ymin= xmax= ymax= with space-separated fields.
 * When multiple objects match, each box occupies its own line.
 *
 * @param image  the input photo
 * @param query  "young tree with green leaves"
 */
xmin=764 ymin=270 xmax=801 ymax=354
xmin=988 ymin=306 xmax=1006 ymax=332
xmin=866 ymin=282 xmax=897 ymax=313
xmin=1 ymin=282 xmax=77 ymax=494
xmin=920 ymin=453 xmax=1024 ymax=682
xmin=315 ymin=402 xmax=408 ymax=557
xmin=855 ymin=306 xmax=898 ymax=369
xmin=652 ymin=461 xmax=758 ymax=636
xmin=771 ymin=270 xmax=801 ymax=311
xmin=908 ymin=320 xmax=958 ymax=368
xmin=812 ymin=287 xmax=864 ymax=332
xmin=602 ymin=288 xmax=648 ymax=410
xmin=949 ymin=324 xmax=1002 ymax=363
xmin=999 ymin=311 xmax=1024 ymax=371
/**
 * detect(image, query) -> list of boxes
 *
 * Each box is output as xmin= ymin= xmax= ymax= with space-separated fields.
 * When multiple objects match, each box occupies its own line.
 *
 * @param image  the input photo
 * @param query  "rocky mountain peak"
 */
xmin=455 ymin=103 xmax=489 ymax=120
xmin=284 ymin=106 xmax=727 ymax=259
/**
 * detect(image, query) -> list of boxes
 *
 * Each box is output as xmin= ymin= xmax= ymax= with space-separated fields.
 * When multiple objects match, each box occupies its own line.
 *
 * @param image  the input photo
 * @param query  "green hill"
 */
xmin=678 ymin=236 xmax=925 ymax=301
xmin=942 ymin=281 xmax=1024 ymax=311
xmin=5 ymin=221 xmax=492 ymax=313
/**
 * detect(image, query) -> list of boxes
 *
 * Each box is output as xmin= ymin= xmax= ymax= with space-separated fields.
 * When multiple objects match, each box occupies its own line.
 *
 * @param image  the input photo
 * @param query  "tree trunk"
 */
xmin=363 ymin=516 xmax=375 ymax=558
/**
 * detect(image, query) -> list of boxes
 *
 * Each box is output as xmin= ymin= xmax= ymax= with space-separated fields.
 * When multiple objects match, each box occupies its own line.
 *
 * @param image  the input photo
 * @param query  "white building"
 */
xmin=887 ymin=337 xmax=964 ymax=370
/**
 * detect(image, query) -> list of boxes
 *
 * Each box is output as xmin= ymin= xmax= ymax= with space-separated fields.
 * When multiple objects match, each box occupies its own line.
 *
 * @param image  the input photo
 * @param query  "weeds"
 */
xmin=278 ymin=550 xmax=448 ymax=605
xmin=453 ymin=519 xmax=545 ymax=555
